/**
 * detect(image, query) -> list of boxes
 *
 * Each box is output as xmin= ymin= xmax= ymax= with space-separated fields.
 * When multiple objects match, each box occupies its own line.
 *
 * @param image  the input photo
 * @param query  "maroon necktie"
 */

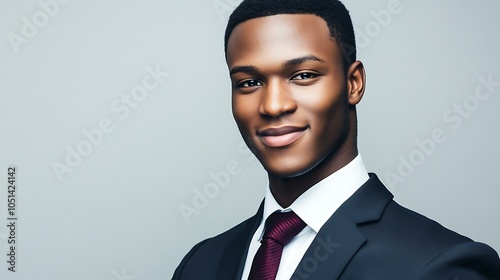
xmin=248 ymin=210 xmax=306 ymax=280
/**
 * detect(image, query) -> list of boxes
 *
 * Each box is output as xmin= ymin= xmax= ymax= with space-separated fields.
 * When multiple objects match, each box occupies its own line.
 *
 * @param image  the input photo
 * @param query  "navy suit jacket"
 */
xmin=173 ymin=174 xmax=500 ymax=279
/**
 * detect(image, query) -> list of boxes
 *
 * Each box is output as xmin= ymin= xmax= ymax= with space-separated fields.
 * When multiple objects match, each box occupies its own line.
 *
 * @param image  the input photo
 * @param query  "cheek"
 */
xmin=294 ymin=82 xmax=348 ymax=123
xmin=232 ymin=95 xmax=257 ymax=132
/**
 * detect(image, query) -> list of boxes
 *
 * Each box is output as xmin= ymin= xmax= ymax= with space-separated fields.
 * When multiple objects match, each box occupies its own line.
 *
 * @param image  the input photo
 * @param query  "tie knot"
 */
xmin=262 ymin=211 xmax=306 ymax=246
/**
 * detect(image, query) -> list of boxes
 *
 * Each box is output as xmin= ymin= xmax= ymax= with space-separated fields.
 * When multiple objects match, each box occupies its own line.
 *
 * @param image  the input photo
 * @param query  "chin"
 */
xmin=263 ymin=158 xmax=320 ymax=179
xmin=266 ymin=168 xmax=302 ymax=179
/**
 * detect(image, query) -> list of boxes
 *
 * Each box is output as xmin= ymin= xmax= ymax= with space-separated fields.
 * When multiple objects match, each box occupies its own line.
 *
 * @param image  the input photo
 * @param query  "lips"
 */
xmin=258 ymin=126 xmax=308 ymax=147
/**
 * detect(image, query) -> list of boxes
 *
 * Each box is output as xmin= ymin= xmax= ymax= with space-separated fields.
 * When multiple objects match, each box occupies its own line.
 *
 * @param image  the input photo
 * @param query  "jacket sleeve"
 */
xmin=417 ymin=241 xmax=500 ymax=280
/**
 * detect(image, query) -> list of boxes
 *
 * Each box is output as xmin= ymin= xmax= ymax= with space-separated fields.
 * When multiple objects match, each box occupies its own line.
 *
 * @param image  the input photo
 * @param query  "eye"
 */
xmin=237 ymin=79 xmax=262 ymax=88
xmin=291 ymin=72 xmax=318 ymax=80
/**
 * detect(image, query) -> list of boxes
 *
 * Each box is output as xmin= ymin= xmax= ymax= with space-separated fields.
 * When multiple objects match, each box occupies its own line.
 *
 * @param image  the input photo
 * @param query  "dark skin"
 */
xmin=226 ymin=14 xmax=366 ymax=208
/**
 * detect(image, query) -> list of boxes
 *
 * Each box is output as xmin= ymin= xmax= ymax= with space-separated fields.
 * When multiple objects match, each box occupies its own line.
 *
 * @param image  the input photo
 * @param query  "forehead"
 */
xmin=226 ymin=14 xmax=341 ymax=68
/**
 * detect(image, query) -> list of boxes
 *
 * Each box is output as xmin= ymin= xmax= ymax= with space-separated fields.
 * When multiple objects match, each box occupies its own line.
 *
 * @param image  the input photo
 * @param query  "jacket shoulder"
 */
xmin=416 ymin=240 xmax=500 ymax=279
xmin=352 ymin=199 xmax=500 ymax=278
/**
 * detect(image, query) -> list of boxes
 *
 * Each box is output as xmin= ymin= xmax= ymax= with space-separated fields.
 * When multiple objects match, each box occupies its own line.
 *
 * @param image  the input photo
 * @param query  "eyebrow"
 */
xmin=229 ymin=55 xmax=325 ymax=76
xmin=230 ymin=65 xmax=259 ymax=76
xmin=282 ymin=55 xmax=326 ymax=67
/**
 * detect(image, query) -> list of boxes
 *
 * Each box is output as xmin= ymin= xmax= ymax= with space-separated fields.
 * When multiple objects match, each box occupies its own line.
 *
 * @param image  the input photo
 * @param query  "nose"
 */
xmin=258 ymin=80 xmax=297 ymax=118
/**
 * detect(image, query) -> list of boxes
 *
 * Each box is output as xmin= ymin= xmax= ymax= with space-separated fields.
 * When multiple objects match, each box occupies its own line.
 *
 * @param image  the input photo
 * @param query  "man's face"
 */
xmin=226 ymin=14 xmax=352 ymax=178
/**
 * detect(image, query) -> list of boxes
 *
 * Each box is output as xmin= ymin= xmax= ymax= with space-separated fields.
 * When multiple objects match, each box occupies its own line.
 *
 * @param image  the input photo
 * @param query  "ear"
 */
xmin=346 ymin=60 xmax=366 ymax=106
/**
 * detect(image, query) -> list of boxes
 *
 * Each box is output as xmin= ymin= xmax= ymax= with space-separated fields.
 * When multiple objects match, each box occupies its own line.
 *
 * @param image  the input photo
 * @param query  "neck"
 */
xmin=268 ymin=137 xmax=358 ymax=208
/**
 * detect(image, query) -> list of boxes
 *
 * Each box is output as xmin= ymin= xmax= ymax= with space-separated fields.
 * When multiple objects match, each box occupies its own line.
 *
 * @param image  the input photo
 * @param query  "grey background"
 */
xmin=0 ymin=0 xmax=499 ymax=279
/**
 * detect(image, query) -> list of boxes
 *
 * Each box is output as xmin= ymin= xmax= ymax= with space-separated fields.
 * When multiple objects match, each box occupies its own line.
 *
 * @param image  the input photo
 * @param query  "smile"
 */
xmin=258 ymin=126 xmax=308 ymax=148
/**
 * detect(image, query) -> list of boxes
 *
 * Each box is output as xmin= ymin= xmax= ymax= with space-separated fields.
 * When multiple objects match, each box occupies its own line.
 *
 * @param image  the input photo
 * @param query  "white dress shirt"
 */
xmin=240 ymin=155 xmax=369 ymax=280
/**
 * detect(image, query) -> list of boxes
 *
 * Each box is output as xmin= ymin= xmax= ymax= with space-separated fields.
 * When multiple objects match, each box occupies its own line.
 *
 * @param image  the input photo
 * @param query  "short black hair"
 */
xmin=224 ymin=0 xmax=356 ymax=71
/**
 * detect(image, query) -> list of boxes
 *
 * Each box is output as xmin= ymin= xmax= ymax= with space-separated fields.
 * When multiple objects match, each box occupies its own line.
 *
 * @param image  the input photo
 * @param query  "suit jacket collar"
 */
xmin=291 ymin=173 xmax=393 ymax=279
xmin=216 ymin=173 xmax=393 ymax=279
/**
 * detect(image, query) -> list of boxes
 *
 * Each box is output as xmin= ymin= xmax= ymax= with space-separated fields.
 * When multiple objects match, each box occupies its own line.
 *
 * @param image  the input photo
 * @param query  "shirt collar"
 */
xmin=261 ymin=154 xmax=369 ymax=234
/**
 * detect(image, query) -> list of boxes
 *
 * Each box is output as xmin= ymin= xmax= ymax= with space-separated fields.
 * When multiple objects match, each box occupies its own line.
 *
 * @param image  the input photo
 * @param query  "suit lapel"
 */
xmin=216 ymin=201 xmax=264 ymax=280
xmin=291 ymin=207 xmax=366 ymax=279
xmin=292 ymin=174 xmax=393 ymax=279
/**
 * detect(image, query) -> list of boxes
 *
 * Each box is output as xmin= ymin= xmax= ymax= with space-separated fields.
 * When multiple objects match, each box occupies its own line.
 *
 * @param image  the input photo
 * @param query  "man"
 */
xmin=173 ymin=0 xmax=500 ymax=279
